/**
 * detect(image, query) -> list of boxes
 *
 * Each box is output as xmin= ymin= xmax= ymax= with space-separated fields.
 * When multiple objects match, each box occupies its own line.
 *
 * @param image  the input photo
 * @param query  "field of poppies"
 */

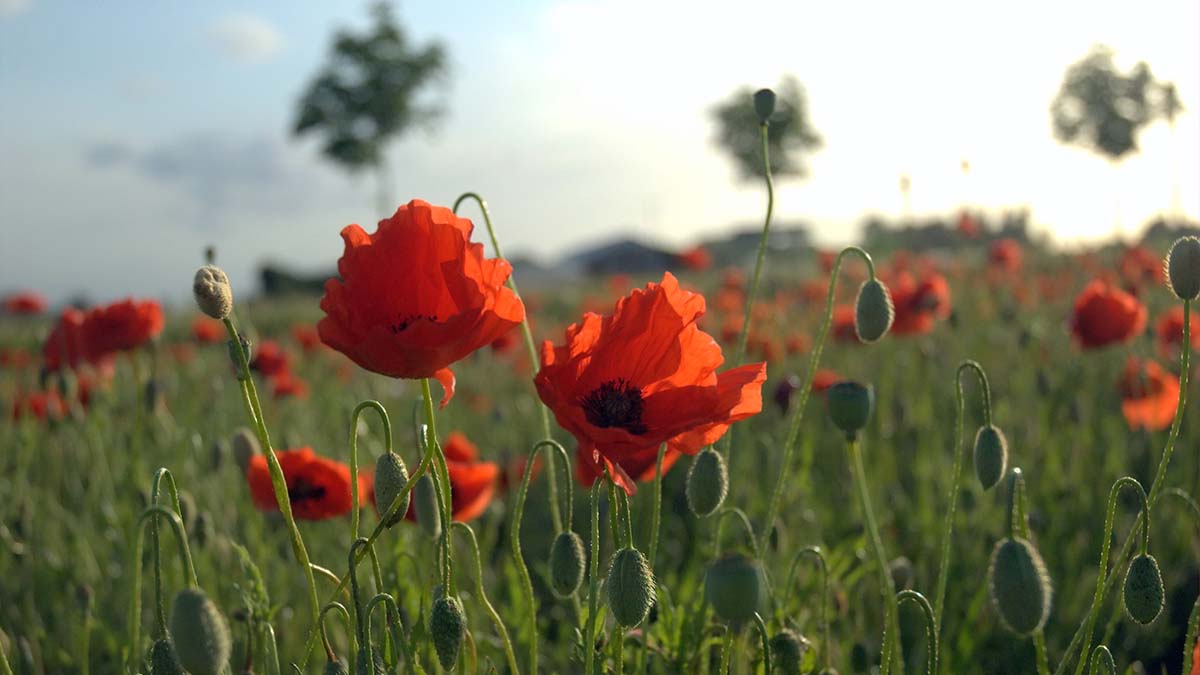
xmin=4 ymin=138 xmax=1200 ymax=673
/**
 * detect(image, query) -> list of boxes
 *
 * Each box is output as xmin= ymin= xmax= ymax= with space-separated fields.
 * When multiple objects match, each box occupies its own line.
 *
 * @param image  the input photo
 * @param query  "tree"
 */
xmin=293 ymin=2 xmax=448 ymax=216
xmin=711 ymin=75 xmax=823 ymax=182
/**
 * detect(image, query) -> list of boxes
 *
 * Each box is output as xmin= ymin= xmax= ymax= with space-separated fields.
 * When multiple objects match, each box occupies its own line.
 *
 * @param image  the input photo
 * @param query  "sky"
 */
xmin=1 ymin=0 xmax=1198 ymax=305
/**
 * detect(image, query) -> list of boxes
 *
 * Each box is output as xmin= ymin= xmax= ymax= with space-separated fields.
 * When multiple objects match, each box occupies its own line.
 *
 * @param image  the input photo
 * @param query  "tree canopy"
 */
xmin=711 ymin=75 xmax=823 ymax=182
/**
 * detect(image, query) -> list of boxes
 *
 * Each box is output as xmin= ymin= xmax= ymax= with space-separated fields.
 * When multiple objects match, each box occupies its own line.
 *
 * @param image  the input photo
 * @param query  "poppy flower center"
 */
xmin=580 ymin=379 xmax=648 ymax=434
xmin=288 ymin=478 xmax=327 ymax=503
xmin=391 ymin=313 xmax=439 ymax=333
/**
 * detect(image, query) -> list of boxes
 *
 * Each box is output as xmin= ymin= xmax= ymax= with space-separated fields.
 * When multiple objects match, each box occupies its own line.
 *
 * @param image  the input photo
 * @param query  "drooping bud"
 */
xmin=373 ymin=451 xmax=410 ymax=527
xmin=769 ymin=629 xmax=809 ymax=674
xmin=825 ymin=381 xmax=874 ymax=440
xmin=987 ymin=537 xmax=1052 ymax=636
xmin=549 ymin=530 xmax=586 ymax=599
xmin=169 ymin=587 xmax=232 ymax=675
xmin=1165 ymin=236 xmax=1200 ymax=301
xmin=413 ymin=474 xmax=442 ymax=539
xmin=430 ymin=595 xmax=466 ymax=670
xmin=704 ymin=553 xmax=767 ymax=627
xmin=230 ymin=427 xmax=259 ymax=473
xmin=150 ymin=638 xmax=185 ymax=675
xmin=686 ymin=447 xmax=728 ymax=517
xmin=606 ymin=547 xmax=655 ymax=628
xmin=753 ymin=88 xmax=777 ymax=124
xmin=1122 ymin=554 xmax=1164 ymax=625
xmin=973 ymin=425 xmax=1008 ymax=490
xmin=193 ymin=265 xmax=233 ymax=320
xmin=854 ymin=278 xmax=894 ymax=343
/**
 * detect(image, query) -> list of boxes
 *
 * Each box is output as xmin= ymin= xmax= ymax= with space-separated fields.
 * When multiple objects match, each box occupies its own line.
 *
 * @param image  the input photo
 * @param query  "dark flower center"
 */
xmin=391 ymin=313 xmax=438 ymax=333
xmin=580 ymin=379 xmax=647 ymax=435
xmin=288 ymin=478 xmax=327 ymax=504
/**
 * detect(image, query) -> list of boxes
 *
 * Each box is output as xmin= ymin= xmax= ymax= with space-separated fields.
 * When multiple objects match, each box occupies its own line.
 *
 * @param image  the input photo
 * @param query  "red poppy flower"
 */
xmin=1154 ymin=306 xmax=1200 ymax=354
xmin=292 ymin=324 xmax=323 ymax=352
xmin=956 ymin=211 xmax=979 ymax=239
xmin=1070 ymin=280 xmax=1147 ymax=349
xmin=1118 ymin=357 xmax=1179 ymax=431
xmin=81 ymin=299 xmax=163 ymax=360
xmin=832 ymin=306 xmax=858 ymax=343
xmin=245 ymin=447 xmax=355 ymax=520
xmin=811 ymin=369 xmax=840 ymax=393
xmin=988 ymin=239 xmax=1022 ymax=273
xmin=889 ymin=271 xmax=952 ymax=336
xmin=0 ymin=347 xmax=32 ymax=370
xmin=535 ymin=272 xmax=767 ymax=494
xmin=3 ymin=291 xmax=47 ymax=315
xmin=490 ymin=326 xmax=520 ymax=355
xmin=1118 ymin=245 xmax=1164 ymax=288
xmin=11 ymin=389 xmax=67 ymax=422
xmin=251 ymin=340 xmax=290 ymax=377
xmin=192 ymin=316 xmax=223 ymax=344
xmin=574 ymin=443 xmax=683 ymax=489
xmin=318 ymin=199 xmax=525 ymax=408
xmin=271 ymin=372 xmax=309 ymax=399
xmin=678 ymin=245 xmax=713 ymax=271
xmin=386 ymin=432 xmax=499 ymax=522
xmin=1192 ymin=637 xmax=1199 ymax=675
xmin=43 ymin=308 xmax=88 ymax=371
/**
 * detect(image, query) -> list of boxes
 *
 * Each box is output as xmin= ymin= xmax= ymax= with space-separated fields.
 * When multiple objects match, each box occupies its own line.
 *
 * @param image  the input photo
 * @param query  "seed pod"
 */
xmin=686 ymin=448 xmax=728 ymax=518
xmin=973 ymin=425 xmax=1009 ymax=491
xmin=169 ymin=587 xmax=232 ymax=675
xmin=193 ymin=265 xmax=234 ymax=320
xmin=1122 ymin=554 xmax=1164 ymax=625
xmin=1089 ymin=646 xmax=1115 ymax=675
xmin=430 ymin=595 xmax=466 ymax=670
xmin=825 ymin=381 xmax=874 ymax=439
xmin=150 ymin=638 xmax=185 ymax=675
xmin=230 ymin=427 xmax=259 ymax=473
xmin=549 ymin=530 xmax=586 ymax=599
xmin=1166 ymin=236 xmax=1200 ymax=301
xmin=987 ymin=537 xmax=1052 ymax=636
xmin=753 ymin=88 xmax=777 ymax=124
xmin=854 ymin=278 xmax=894 ymax=343
xmin=704 ymin=553 xmax=767 ymax=628
xmin=769 ymin=629 xmax=809 ymax=674
xmin=413 ymin=474 xmax=442 ymax=539
xmin=324 ymin=658 xmax=350 ymax=675
xmin=373 ymin=451 xmax=410 ymax=527
xmin=606 ymin=547 xmax=655 ymax=628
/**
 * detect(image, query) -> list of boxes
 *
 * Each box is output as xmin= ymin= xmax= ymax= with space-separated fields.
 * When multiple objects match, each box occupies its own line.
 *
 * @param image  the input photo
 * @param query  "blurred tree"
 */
xmin=711 ymin=75 xmax=823 ymax=181
xmin=292 ymin=2 xmax=448 ymax=216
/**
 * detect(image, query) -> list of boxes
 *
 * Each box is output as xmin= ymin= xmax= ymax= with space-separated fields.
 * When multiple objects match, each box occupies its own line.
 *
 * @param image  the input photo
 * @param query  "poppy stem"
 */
xmin=124 ymin=506 xmax=197 ymax=669
xmin=897 ymin=590 xmax=937 ymax=675
xmin=759 ymin=246 xmax=878 ymax=553
xmin=585 ymin=478 xmax=603 ymax=675
xmin=149 ymin=468 xmax=184 ymax=638
xmin=319 ymin=602 xmax=352 ymax=664
xmin=847 ymin=438 xmax=899 ymax=675
xmin=348 ymin=400 xmax=393 ymax=543
xmin=713 ymin=507 xmax=759 ymax=560
xmin=452 ymin=522 xmax=520 ymax=675
xmin=1007 ymin=470 xmax=1051 ymax=675
xmin=781 ymin=546 xmax=831 ymax=670
xmin=719 ymin=626 xmax=735 ymax=675
xmin=752 ymin=612 xmax=772 ymax=675
xmin=637 ymin=445 xmax=668 ymax=674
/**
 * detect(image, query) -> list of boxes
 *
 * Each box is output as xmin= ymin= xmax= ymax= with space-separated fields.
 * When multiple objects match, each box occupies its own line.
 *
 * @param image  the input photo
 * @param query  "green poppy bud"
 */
xmin=686 ymin=447 xmax=728 ymax=518
xmin=753 ymin=88 xmax=777 ymax=124
xmin=704 ymin=553 xmax=767 ymax=628
xmin=324 ymin=658 xmax=349 ymax=675
xmin=1122 ymin=554 xmax=1164 ymax=625
xmin=1166 ymin=236 xmax=1200 ymax=301
xmin=169 ymin=588 xmax=232 ymax=675
xmin=769 ymin=629 xmax=809 ymax=674
xmin=549 ymin=530 xmax=586 ymax=599
xmin=430 ymin=595 xmax=466 ymax=670
xmin=973 ymin=425 xmax=1008 ymax=490
xmin=606 ymin=547 xmax=655 ymax=628
xmin=373 ymin=451 xmax=410 ymax=527
xmin=413 ymin=474 xmax=442 ymax=539
xmin=150 ymin=638 xmax=185 ymax=675
xmin=193 ymin=265 xmax=233 ymax=320
xmin=825 ymin=381 xmax=874 ymax=440
xmin=854 ymin=279 xmax=894 ymax=343
xmin=987 ymin=537 xmax=1052 ymax=636
xmin=230 ymin=427 xmax=259 ymax=473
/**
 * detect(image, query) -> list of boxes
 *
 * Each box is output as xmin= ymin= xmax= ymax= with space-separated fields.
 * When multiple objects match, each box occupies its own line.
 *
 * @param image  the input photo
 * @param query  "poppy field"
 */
xmin=4 ymin=119 xmax=1200 ymax=674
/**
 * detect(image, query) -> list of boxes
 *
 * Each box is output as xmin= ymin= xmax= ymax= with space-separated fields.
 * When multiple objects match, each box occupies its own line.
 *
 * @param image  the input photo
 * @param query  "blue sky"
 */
xmin=1 ymin=0 xmax=1197 ymax=304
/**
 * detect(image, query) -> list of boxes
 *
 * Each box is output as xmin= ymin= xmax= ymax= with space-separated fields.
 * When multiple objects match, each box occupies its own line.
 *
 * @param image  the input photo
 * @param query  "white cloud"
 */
xmin=209 ymin=14 xmax=284 ymax=63
xmin=0 ymin=0 xmax=30 ymax=17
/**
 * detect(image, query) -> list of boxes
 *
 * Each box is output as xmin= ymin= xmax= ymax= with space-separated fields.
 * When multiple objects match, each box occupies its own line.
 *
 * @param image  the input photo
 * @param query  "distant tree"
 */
xmin=292 ymin=2 xmax=448 ymax=215
xmin=711 ymin=75 xmax=823 ymax=182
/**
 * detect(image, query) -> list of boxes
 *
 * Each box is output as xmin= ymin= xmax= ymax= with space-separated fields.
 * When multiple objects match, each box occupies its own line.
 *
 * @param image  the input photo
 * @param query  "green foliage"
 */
xmin=711 ymin=75 xmax=823 ymax=181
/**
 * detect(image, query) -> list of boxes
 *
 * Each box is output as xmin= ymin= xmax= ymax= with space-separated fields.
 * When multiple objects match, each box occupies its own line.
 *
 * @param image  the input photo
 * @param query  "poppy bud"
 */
xmin=753 ymin=88 xmax=777 ymax=124
xmin=169 ymin=587 xmax=232 ymax=675
xmin=76 ymin=584 xmax=93 ymax=614
xmin=705 ymin=553 xmax=767 ymax=628
xmin=825 ymin=381 xmax=874 ymax=440
xmin=324 ymin=658 xmax=349 ymax=675
xmin=973 ymin=425 xmax=1008 ymax=491
xmin=606 ymin=547 xmax=655 ymax=628
xmin=230 ymin=427 xmax=259 ymax=473
xmin=193 ymin=511 xmax=210 ymax=548
xmin=430 ymin=595 xmax=466 ymax=670
xmin=150 ymin=638 xmax=185 ymax=675
xmin=854 ymin=279 xmax=894 ymax=343
xmin=373 ymin=451 xmax=410 ymax=528
xmin=686 ymin=447 xmax=728 ymax=518
xmin=987 ymin=537 xmax=1052 ymax=636
xmin=1122 ymin=554 xmax=1164 ymax=625
xmin=769 ymin=629 xmax=809 ymax=674
xmin=193 ymin=265 xmax=233 ymax=320
xmin=549 ymin=530 xmax=586 ymax=599
xmin=818 ymin=670 xmax=841 ymax=675
xmin=1165 ymin=236 xmax=1200 ymax=301
xmin=1089 ymin=646 xmax=1115 ymax=675
xmin=413 ymin=474 xmax=442 ymax=539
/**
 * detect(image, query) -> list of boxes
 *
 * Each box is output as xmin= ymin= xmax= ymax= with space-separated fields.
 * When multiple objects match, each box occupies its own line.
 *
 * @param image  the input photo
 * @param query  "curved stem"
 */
xmin=713 ymin=507 xmax=760 ymax=559
xmin=365 ymin=544 xmax=397 ymax=668
xmin=150 ymin=468 xmax=184 ymax=637
xmin=319 ymin=602 xmax=352 ymax=663
xmin=618 ymin=485 xmax=634 ymax=548
xmin=848 ymin=438 xmax=899 ymax=675
xmin=585 ymin=478 xmax=603 ymax=675
xmin=897 ymin=590 xmax=938 ymax=675
xmin=1088 ymin=646 xmax=1114 ymax=675
xmin=419 ymin=378 xmax=455 ymax=596
xmin=124 ymin=506 xmax=197 ymax=670
xmin=347 ymin=538 xmax=371 ymax=650
xmin=759 ymin=245 xmax=879 ymax=551
xmin=719 ymin=628 xmax=735 ymax=675
xmin=349 ymin=400 xmax=393 ymax=542
xmin=452 ymin=522 xmax=520 ymax=675
xmin=782 ymin=546 xmax=831 ymax=669
xmin=362 ymin=594 xmax=405 ymax=674
xmin=753 ymin=612 xmax=772 ymax=675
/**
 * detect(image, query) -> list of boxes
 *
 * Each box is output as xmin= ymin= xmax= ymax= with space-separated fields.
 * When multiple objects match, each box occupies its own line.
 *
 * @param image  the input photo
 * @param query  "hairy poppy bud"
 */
xmin=230 ymin=427 xmax=259 ymax=473
xmin=987 ymin=537 xmax=1052 ymax=636
xmin=854 ymin=279 xmax=894 ymax=343
xmin=1166 ymin=236 xmax=1200 ymax=301
xmin=686 ymin=448 xmax=728 ymax=518
xmin=373 ymin=451 xmax=410 ymax=527
xmin=825 ymin=381 xmax=874 ymax=440
xmin=430 ymin=595 xmax=466 ymax=670
xmin=193 ymin=266 xmax=233 ymax=320
xmin=753 ymin=88 xmax=777 ymax=124
xmin=169 ymin=587 xmax=232 ymax=675
xmin=324 ymin=658 xmax=349 ymax=675
xmin=549 ymin=530 xmax=586 ymax=599
xmin=413 ymin=474 xmax=442 ymax=539
xmin=150 ymin=638 xmax=185 ymax=675
xmin=705 ymin=553 xmax=767 ymax=627
xmin=973 ymin=425 xmax=1008 ymax=490
xmin=1122 ymin=554 xmax=1164 ymax=625
xmin=769 ymin=629 xmax=809 ymax=674
xmin=606 ymin=547 xmax=655 ymax=628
